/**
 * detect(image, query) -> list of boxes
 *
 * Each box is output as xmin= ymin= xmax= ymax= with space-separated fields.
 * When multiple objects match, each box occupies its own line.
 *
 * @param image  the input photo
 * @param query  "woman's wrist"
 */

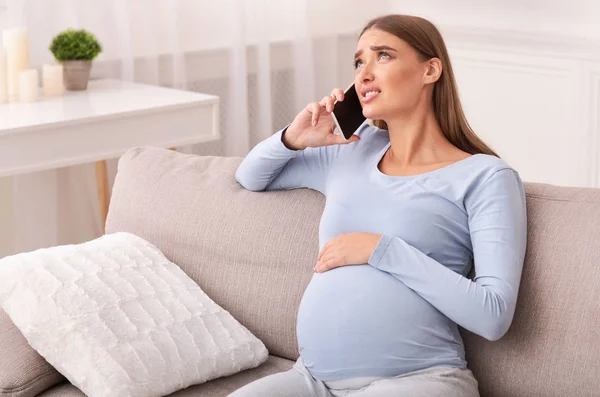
xmin=281 ymin=126 xmax=303 ymax=150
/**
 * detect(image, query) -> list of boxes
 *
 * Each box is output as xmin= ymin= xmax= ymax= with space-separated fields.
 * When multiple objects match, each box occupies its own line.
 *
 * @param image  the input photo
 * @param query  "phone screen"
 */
xmin=332 ymin=84 xmax=366 ymax=139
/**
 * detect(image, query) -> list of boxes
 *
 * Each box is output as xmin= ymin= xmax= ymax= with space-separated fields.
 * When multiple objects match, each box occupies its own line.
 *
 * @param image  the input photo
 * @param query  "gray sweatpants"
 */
xmin=228 ymin=357 xmax=480 ymax=397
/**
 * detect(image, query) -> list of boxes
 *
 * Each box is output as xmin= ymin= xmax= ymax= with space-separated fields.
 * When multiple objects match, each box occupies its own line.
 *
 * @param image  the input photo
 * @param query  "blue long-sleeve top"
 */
xmin=235 ymin=124 xmax=528 ymax=381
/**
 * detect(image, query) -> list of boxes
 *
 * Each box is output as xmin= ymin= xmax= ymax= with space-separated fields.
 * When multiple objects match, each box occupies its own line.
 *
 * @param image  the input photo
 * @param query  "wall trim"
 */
xmin=440 ymin=24 xmax=600 ymax=63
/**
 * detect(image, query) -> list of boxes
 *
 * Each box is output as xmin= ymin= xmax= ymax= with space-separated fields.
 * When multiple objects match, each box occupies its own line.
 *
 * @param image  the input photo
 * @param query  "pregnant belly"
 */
xmin=296 ymin=264 xmax=464 ymax=380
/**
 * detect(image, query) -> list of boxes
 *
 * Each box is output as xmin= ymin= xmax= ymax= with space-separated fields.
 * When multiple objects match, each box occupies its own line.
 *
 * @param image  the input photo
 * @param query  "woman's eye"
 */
xmin=354 ymin=52 xmax=391 ymax=69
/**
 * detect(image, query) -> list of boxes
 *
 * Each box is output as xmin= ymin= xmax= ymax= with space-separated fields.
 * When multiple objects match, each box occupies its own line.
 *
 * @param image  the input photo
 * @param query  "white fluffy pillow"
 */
xmin=0 ymin=232 xmax=268 ymax=397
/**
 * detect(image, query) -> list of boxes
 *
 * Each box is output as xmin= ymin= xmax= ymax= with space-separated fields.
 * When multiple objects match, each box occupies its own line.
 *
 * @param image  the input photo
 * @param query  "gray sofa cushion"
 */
xmin=37 ymin=355 xmax=294 ymax=397
xmin=0 ymin=308 xmax=64 ymax=397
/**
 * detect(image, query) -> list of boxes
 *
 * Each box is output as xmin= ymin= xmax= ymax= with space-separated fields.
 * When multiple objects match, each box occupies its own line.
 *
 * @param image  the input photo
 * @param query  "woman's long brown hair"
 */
xmin=361 ymin=15 xmax=499 ymax=157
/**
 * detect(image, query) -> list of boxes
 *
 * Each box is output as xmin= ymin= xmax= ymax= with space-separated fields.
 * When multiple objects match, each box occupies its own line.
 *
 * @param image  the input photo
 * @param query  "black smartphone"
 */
xmin=331 ymin=83 xmax=366 ymax=140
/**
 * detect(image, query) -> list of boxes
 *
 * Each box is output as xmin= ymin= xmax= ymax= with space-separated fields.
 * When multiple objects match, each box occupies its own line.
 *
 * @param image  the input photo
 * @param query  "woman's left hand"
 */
xmin=314 ymin=232 xmax=382 ymax=273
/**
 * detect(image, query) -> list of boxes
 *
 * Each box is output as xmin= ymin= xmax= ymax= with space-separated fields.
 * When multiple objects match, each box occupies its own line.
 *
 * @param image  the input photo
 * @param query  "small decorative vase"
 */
xmin=62 ymin=60 xmax=92 ymax=91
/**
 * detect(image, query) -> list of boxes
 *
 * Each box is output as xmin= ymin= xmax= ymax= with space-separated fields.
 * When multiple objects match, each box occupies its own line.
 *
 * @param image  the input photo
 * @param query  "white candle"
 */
xmin=2 ymin=27 xmax=30 ymax=102
xmin=42 ymin=64 xmax=64 ymax=97
xmin=18 ymin=69 xmax=39 ymax=102
xmin=0 ymin=48 xmax=7 ymax=103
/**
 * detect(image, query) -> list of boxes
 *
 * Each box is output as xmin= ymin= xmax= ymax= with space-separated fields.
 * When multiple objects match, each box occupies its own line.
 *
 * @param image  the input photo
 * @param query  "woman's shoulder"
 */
xmin=464 ymin=153 xmax=525 ymax=203
xmin=470 ymin=153 xmax=520 ymax=182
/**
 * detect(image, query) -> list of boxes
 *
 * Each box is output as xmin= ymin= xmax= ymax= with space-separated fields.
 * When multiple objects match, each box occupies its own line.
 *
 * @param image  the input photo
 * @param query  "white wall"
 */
xmin=388 ymin=1 xmax=600 ymax=187
xmin=450 ymin=45 xmax=599 ymax=187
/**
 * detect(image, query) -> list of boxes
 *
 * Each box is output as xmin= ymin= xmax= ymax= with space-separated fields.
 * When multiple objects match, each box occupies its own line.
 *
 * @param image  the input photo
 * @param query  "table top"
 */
xmin=0 ymin=79 xmax=219 ymax=136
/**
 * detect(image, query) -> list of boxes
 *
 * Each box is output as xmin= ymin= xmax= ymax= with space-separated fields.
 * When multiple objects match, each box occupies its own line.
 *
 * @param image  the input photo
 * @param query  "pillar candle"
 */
xmin=18 ymin=69 xmax=38 ymax=102
xmin=0 ymin=48 xmax=7 ymax=103
xmin=42 ymin=64 xmax=64 ymax=97
xmin=2 ymin=27 xmax=30 ymax=102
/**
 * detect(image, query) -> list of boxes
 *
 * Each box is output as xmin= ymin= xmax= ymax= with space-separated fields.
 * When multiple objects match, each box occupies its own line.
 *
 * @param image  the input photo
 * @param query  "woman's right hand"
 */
xmin=282 ymin=88 xmax=361 ymax=150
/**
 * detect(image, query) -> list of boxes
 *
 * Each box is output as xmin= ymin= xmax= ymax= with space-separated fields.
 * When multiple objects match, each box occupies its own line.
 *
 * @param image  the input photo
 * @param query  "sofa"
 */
xmin=2 ymin=146 xmax=600 ymax=397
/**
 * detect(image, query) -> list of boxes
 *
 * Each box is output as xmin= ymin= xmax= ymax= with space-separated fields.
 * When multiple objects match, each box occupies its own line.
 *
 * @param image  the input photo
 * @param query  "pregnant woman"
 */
xmin=230 ymin=14 xmax=527 ymax=397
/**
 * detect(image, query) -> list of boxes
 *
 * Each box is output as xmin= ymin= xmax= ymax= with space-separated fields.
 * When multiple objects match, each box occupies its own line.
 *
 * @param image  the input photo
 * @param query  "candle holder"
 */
xmin=49 ymin=29 xmax=102 ymax=91
xmin=43 ymin=64 xmax=65 ymax=97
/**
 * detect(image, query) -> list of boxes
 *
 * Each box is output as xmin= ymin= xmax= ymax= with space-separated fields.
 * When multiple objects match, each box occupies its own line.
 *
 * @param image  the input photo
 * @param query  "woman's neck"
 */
xmin=384 ymin=109 xmax=454 ymax=167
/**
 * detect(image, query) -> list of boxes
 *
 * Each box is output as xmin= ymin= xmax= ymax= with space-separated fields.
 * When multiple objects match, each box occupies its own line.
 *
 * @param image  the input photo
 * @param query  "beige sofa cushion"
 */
xmin=107 ymin=147 xmax=600 ymax=397
xmin=107 ymin=148 xmax=323 ymax=361
xmin=0 ymin=308 xmax=64 ymax=397
xmin=461 ymin=183 xmax=600 ymax=397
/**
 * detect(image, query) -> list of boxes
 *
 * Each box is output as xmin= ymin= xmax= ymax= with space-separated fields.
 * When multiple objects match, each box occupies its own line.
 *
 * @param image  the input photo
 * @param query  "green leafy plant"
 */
xmin=50 ymin=29 xmax=102 ymax=62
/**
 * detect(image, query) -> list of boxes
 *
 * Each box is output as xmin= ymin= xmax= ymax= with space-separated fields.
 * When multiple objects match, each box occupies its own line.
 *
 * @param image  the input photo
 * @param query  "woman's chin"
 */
xmin=362 ymin=108 xmax=380 ymax=120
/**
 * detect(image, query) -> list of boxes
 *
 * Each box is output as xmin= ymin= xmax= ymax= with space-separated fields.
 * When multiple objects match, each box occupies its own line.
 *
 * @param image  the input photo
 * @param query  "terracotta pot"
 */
xmin=62 ymin=60 xmax=92 ymax=91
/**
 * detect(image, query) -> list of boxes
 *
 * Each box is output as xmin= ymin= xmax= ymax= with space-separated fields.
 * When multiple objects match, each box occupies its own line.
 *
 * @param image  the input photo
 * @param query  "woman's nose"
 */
xmin=357 ymin=63 xmax=374 ymax=83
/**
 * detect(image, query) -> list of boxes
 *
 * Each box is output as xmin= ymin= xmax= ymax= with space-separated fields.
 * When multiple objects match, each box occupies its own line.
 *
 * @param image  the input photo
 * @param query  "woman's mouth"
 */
xmin=362 ymin=90 xmax=380 ymax=104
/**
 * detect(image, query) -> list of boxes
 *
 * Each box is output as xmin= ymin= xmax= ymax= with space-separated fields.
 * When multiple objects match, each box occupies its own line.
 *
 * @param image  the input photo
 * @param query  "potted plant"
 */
xmin=49 ymin=29 xmax=102 ymax=91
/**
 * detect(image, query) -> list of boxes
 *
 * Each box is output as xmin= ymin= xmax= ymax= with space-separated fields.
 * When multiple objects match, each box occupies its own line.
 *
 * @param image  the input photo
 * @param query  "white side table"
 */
xmin=0 ymin=79 xmax=220 ymax=231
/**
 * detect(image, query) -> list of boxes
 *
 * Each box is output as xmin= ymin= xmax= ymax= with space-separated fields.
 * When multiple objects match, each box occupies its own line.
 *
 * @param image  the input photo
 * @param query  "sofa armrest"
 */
xmin=0 ymin=308 xmax=64 ymax=397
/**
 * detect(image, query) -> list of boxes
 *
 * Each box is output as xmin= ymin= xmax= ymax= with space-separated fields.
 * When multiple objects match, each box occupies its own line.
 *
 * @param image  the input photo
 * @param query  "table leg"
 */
xmin=95 ymin=160 xmax=110 ymax=234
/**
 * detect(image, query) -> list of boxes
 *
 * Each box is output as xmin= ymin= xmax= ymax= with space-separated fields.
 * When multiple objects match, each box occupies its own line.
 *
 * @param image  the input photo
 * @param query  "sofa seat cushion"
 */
xmin=36 ymin=355 xmax=293 ymax=397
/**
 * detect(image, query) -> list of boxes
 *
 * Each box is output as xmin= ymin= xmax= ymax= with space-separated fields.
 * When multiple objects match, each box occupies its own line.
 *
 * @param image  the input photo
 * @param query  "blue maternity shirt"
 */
xmin=235 ymin=124 xmax=527 ymax=382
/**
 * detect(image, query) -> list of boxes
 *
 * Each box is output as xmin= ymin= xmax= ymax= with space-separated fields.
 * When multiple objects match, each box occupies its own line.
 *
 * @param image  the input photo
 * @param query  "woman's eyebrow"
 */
xmin=354 ymin=45 xmax=397 ymax=59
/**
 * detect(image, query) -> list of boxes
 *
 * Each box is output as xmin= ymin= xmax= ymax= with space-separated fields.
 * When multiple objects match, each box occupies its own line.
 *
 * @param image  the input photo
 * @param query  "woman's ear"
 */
xmin=424 ymin=58 xmax=442 ymax=84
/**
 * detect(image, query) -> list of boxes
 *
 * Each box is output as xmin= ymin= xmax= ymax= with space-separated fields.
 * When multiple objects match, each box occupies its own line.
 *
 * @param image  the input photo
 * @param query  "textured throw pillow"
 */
xmin=0 ymin=232 xmax=268 ymax=397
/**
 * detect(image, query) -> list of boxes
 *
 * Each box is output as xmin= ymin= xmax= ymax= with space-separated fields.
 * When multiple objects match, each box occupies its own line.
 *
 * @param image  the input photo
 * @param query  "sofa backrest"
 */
xmin=107 ymin=147 xmax=600 ymax=396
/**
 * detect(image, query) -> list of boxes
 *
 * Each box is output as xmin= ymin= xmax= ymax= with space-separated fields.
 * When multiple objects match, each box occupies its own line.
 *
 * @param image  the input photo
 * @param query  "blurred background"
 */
xmin=1 ymin=0 xmax=600 ymax=257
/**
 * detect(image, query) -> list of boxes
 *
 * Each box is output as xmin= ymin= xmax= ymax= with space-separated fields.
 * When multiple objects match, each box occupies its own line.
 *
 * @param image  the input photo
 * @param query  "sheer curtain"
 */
xmin=0 ymin=0 xmax=392 ymax=257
